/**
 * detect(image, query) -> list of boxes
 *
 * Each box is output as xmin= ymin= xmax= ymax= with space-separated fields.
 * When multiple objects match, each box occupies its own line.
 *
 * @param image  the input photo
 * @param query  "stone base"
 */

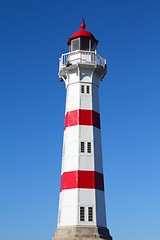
xmin=52 ymin=226 xmax=112 ymax=240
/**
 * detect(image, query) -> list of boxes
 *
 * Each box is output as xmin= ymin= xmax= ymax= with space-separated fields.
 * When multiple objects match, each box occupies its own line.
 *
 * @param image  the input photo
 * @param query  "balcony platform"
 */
xmin=59 ymin=50 xmax=107 ymax=81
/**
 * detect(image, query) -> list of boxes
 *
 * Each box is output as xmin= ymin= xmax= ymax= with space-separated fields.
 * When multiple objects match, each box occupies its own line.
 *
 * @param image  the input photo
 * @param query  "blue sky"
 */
xmin=0 ymin=0 xmax=160 ymax=240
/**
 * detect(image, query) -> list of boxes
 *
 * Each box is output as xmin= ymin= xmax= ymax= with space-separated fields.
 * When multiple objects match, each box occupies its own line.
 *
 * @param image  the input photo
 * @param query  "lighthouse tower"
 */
xmin=53 ymin=19 xmax=112 ymax=240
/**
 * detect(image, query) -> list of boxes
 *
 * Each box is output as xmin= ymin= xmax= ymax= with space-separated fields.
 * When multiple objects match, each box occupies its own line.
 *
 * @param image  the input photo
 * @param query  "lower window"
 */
xmin=88 ymin=207 xmax=93 ymax=221
xmin=80 ymin=207 xmax=85 ymax=221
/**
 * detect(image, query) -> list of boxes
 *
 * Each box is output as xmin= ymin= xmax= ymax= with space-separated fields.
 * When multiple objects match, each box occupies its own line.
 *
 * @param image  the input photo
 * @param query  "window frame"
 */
xmin=86 ymin=85 xmax=90 ymax=94
xmin=81 ymin=85 xmax=85 ymax=94
xmin=80 ymin=207 xmax=85 ymax=221
xmin=71 ymin=38 xmax=80 ymax=51
xmin=88 ymin=207 xmax=93 ymax=221
xmin=80 ymin=37 xmax=89 ymax=51
xmin=70 ymin=38 xmax=96 ymax=52
xmin=81 ymin=142 xmax=85 ymax=153
xmin=87 ymin=142 xmax=92 ymax=153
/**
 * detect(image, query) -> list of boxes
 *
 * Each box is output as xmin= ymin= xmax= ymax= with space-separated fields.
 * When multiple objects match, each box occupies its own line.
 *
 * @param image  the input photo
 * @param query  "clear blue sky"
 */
xmin=0 ymin=0 xmax=160 ymax=240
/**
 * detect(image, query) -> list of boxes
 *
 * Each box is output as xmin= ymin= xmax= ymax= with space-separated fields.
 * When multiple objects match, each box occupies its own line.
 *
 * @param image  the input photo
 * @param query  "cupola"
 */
xmin=67 ymin=19 xmax=98 ymax=52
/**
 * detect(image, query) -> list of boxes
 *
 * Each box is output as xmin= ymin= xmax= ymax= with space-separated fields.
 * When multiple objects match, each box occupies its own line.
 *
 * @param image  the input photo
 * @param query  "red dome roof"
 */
xmin=67 ymin=19 xmax=98 ymax=45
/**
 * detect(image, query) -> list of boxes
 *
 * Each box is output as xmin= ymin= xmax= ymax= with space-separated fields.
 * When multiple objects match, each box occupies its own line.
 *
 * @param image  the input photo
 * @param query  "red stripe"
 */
xmin=64 ymin=109 xmax=100 ymax=129
xmin=60 ymin=170 xmax=104 ymax=192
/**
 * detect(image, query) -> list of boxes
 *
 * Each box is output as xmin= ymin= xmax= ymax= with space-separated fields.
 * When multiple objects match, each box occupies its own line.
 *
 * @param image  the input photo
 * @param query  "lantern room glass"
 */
xmin=71 ymin=38 xmax=80 ymax=51
xmin=90 ymin=40 xmax=96 ymax=51
xmin=81 ymin=38 xmax=89 ymax=50
xmin=70 ymin=38 xmax=96 ymax=52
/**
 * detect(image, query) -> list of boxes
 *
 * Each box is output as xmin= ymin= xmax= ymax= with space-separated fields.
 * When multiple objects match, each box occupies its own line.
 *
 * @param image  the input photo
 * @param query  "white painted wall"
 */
xmin=58 ymin=62 xmax=107 ymax=228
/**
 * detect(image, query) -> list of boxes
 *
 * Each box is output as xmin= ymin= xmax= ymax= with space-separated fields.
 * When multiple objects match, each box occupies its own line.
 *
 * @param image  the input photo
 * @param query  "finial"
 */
xmin=80 ymin=18 xmax=86 ymax=30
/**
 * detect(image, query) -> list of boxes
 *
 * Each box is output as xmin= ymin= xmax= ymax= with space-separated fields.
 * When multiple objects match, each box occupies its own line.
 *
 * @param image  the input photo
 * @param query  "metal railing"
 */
xmin=59 ymin=50 xmax=106 ymax=69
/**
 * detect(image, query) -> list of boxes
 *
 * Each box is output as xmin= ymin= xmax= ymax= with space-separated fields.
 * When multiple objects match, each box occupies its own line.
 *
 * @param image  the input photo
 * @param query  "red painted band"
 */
xmin=60 ymin=170 xmax=104 ymax=192
xmin=64 ymin=109 xmax=100 ymax=129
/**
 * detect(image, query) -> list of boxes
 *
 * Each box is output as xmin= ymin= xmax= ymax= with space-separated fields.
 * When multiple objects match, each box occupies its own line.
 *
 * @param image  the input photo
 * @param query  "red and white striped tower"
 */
xmin=53 ymin=19 xmax=112 ymax=240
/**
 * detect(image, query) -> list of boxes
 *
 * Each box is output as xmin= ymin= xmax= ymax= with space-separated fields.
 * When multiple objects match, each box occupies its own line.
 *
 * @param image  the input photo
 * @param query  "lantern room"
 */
xmin=67 ymin=19 xmax=98 ymax=52
xmin=59 ymin=19 xmax=107 ymax=80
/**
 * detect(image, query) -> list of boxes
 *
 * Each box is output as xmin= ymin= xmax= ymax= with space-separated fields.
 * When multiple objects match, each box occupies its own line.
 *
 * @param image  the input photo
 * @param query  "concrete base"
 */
xmin=52 ymin=226 xmax=112 ymax=240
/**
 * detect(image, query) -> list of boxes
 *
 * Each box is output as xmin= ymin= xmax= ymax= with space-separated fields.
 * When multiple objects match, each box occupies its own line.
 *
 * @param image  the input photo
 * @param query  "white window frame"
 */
xmin=86 ymin=85 xmax=90 ymax=94
xmin=87 ymin=142 xmax=92 ymax=153
xmin=88 ymin=207 xmax=93 ymax=221
xmin=81 ymin=85 xmax=85 ymax=93
xmin=80 ymin=206 xmax=85 ymax=221
xmin=81 ymin=142 xmax=85 ymax=153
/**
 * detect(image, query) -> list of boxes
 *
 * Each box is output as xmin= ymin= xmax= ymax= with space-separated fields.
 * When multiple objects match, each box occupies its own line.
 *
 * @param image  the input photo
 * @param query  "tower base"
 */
xmin=52 ymin=226 xmax=112 ymax=240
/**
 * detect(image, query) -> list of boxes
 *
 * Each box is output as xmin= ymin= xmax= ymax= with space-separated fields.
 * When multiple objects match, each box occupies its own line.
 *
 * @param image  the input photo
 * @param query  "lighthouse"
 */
xmin=53 ymin=19 xmax=112 ymax=240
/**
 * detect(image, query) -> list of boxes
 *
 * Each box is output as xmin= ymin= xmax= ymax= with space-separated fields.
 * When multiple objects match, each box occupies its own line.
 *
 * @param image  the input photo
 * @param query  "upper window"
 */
xmin=81 ymin=85 xmax=85 ymax=93
xmin=81 ymin=85 xmax=90 ymax=94
xmin=86 ymin=85 xmax=90 ymax=94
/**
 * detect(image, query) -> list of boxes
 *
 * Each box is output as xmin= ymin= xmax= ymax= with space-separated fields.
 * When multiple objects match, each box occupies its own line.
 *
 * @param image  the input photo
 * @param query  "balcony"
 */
xmin=59 ymin=50 xmax=106 ymax=70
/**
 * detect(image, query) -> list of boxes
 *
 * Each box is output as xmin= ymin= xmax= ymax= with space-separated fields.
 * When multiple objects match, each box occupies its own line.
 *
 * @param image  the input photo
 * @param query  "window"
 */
xmin=81 ymin=142 xmax=92 ymax=153
xmin=81 ymin=38 xmax=89 ymax=51
xmin=88 ymin=207 xmax=93 ymax=221
xmin=71 ymin=38 xmax=80 ymax=51
xmin=87 ymin=142 xmax=91 ymax=153
xmin=80 ymin=85 xmax=90 ymax=94
xmin=81 ymin=142 xmax=85 ymax=153
xmin=86 ymin=85 xmax=90 ymax=94
xmin=81 ymin=85 xmax=85 ymax=93
xmin=71 ymin=38 xmax=96 ymax=52
xmin=91 ymin=40 xmax=96 ymax=51
xmin=80 ymin=207 xmax=85 ymax=221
